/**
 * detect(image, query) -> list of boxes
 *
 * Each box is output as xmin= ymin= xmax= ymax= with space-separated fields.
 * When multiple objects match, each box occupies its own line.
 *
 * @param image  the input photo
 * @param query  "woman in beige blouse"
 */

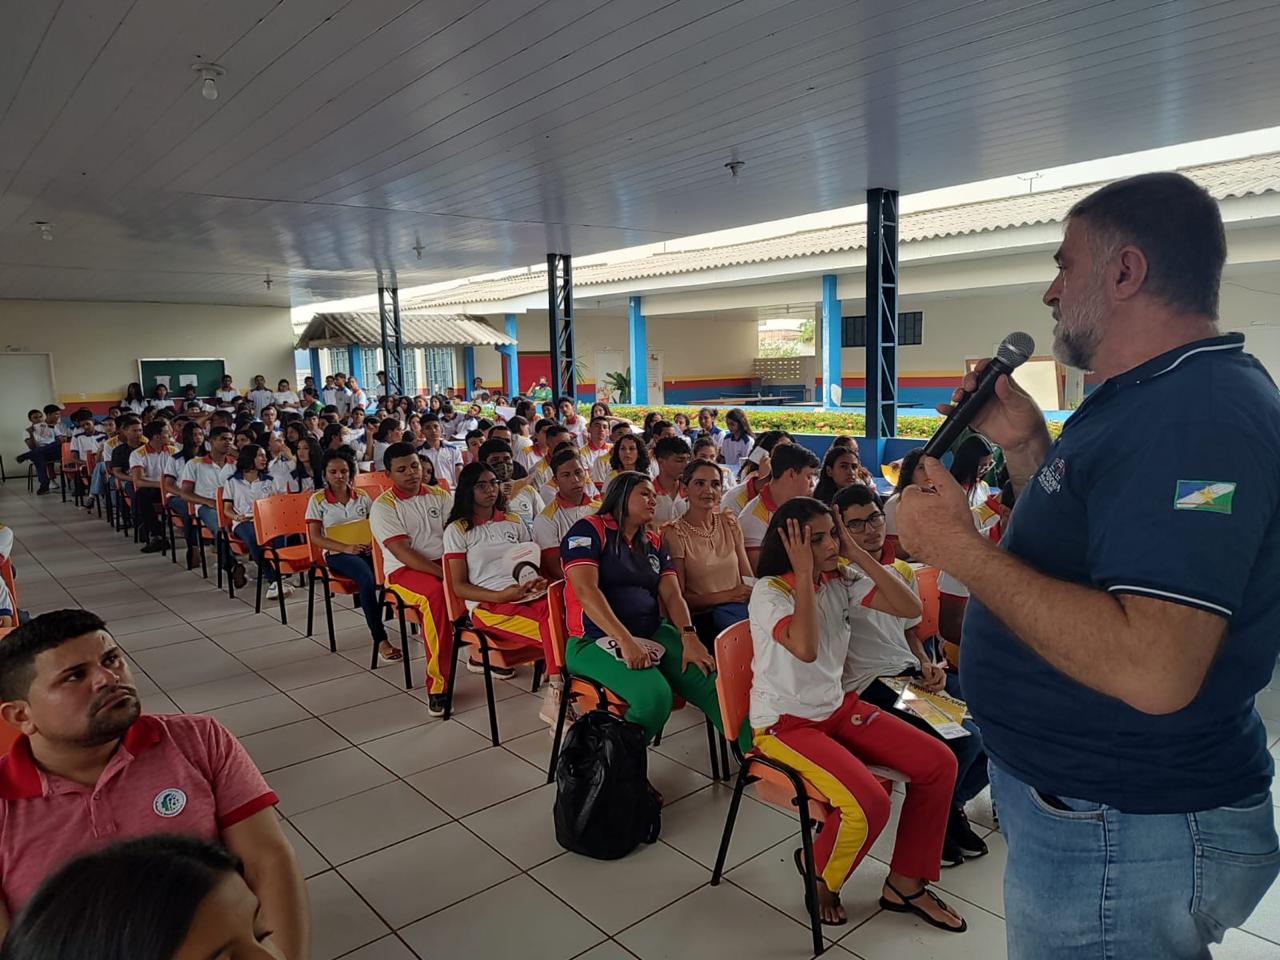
xmin=662 ymin=459 xmax=754 ymax=645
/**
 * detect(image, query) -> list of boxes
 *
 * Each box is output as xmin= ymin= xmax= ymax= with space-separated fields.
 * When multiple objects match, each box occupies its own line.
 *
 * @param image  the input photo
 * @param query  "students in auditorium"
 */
xmin=148 ymin=382 xmax=174 ymax=410
xmin=223 ymin=444 xmax=293 ymax=600
xmin=813 ymin=443 xmax=873 ymax=504
xmin=18 ymin=409 xmax=60 ymax=497
xmin=214 ymin=375 xmax=240 ymax=409
xmin=740 ymin=443 xmax=821 ymax=569
xmin=691 ymin=435 xmax=732 ymax=489
xmin=83 ymin=415 xmax=116 ymax=512
xmin=273 ymin=378 xmax=299 ymax=409
xmin=278 ymin=436 xmax=322 ymax=494
xmin=533 ymin=449 xmax=599 ymax=580
xmin=177 ymin=425 xmax=236 ymax=571
xmin=723 ymin=429 xmax=791 ymax=511
xmin=0 ymin=609 xmax=309 ymax=957
xmin=693 ymin=407 xmax=725 ymax=448
xmin=560 ymin=471 xmax=725 ymax=745
xmin=518 ymin=417 xmax=550 ymax=472
xmin=663 ymin=458 xmax=753 ymax=647
xmin=371 ymin=418 xmax=403 ymax=468
xmin=580 ymin=415 xmax=611 ymax=480
xmin=834 ymin=483 xmax=990 ymax=867
xmin=747 ymin=499 xmax=964 ymax=930
xmin=444 ymin=463 xmax=563 ymax=722
xmin=480 ymin=439 xmax=543 ymax=534
xmin=558 ymin=396 xmax=585 ymax=444
xmin=651 ymin=436 xmax=691 ymax=525
xmin=531 ymin=424 xmax=575 ymax=504
xmin=128 ymin=420 xmax=176 ymax=555
xmin=369 ymin=442 xmax=454 ymax=714
xmin=108 ymin=417 xmax=144 ymax=533
xmin=304 ymin=448 xmax=395 ymax=662
xmin=417 ymin=414 xmax=463 ymax=488
xmin=121 ymin=382 xmax=147 ymax=415
xmin=605 ymin=432 xmax=649 ymax=487
xmin=347 ymin=376 xmax=369 ymax=411
xmin=1 ymin=835 xmax=287 ymax=960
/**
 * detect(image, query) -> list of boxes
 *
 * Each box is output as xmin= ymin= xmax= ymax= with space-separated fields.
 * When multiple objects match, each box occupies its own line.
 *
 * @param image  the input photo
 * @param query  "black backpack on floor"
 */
xmin=553 ymin=710 xmax=661 ymax=859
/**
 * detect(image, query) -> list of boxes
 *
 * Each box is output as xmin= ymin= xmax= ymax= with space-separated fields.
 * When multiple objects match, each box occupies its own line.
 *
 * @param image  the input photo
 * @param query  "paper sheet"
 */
xmin=878 ymin=676 xmax=971 ymax=739
xmin=178 ymin=374 xmax=198 ymax=387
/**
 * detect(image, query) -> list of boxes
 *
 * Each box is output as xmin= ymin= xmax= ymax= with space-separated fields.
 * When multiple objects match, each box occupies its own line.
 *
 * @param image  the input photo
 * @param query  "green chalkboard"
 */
xmin=137 ymin=358 xmax=226 ymax=398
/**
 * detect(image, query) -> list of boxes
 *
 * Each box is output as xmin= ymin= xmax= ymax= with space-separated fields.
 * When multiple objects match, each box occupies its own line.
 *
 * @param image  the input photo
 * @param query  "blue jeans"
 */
xmin=233 ymin=520 xmax=282 ymax=583
xmin=990 ymin=760 xmax=1280 ymax=959
xmin=166 ymin=496 xmax=196 ymax=547
xmin=324 ymin=551 xmax=386 ymax=642
xmin=89 ymin=461 xmax=107 ymax=497
xmin=29 ymin=442 xmax=59 ymax=486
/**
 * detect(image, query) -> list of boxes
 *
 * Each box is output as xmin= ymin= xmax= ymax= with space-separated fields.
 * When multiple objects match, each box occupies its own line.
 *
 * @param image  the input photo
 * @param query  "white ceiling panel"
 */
xmin=1 ymin=0 xmax=1279 ymax=307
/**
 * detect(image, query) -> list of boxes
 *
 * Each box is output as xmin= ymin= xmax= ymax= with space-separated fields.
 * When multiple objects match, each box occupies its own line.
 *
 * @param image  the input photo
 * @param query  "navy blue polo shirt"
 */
xmin=561 ymin=514 xmax=675 ymax=639
xmin=963 ymin=333 xmax=1280 ymax=813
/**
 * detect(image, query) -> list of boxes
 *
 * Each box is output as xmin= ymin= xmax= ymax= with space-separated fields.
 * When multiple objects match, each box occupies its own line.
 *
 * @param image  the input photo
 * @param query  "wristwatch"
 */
xmin=681 ymin=625 xmax=697 ymax=635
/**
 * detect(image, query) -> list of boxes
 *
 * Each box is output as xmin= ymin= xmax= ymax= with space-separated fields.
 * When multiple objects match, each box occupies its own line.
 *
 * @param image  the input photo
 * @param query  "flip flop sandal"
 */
xmin=879 ymin=879 xmax=968 ymax=933
xmin=793 ymin=848 xmax=847 ymax=926
xmin=377 ymin=645 xmax=404 ymax=665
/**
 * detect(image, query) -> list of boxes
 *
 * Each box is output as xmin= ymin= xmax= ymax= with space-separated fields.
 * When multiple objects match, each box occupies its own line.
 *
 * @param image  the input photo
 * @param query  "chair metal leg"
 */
xmin=442 ymin=638 xmax=459 ymax=720
xmin=306 ymin=570 xmax=316 ymax=637
xmin=400 ymin=613 xmax=413 ymax=690
xmin=275 ymin=564 xmax=288 ymax=624
xmin=705 ymin=716 xmax=721 ymax=782
xmin=530 ymin=660 xmax=543 ymax=693
xmin=479 ymin=635 xmax=500 ymax=746
xmin=720 ymin=734 xmax=732 ymax=782
xmin=797 ymin=796 xmax=825 ymax=956
xmin=547 ymin=670 xmax=573 ymax=783
xmin=322 ymin=581 xmax=336 ymax=653
xmin=254 ymin=565 xmax=263 ymax=613
xmin=711 ymin=762 xmax=750 ymax=884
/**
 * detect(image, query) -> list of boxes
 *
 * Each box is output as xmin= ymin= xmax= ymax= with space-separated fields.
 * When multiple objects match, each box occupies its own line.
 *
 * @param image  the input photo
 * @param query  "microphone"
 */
xmin=922 ymin=331 xmax=1035 ymax=459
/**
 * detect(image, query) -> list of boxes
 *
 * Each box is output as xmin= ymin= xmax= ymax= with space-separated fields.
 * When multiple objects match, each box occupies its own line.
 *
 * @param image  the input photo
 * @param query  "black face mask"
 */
xmin=489 ymin=460 xmax=513 ymax=483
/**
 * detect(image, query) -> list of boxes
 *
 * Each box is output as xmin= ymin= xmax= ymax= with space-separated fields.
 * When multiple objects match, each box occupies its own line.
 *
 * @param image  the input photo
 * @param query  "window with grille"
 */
xmin=841 ymin=311 xmax=923 ymax=347
xmin=423 ymin=347 xmax=454 ymax=395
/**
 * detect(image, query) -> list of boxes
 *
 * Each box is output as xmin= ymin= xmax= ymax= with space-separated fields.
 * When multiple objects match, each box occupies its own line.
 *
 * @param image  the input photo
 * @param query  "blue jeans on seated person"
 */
xmin=323 ymin=550 xmax=387 ymax=643
xmin=89 ymin=461 xmax=107 ymax=497
xmin=29 ymin=442 xmax=59 ymax=486
xmin=989 ymin=760 xmax=1280 ymax=959
xmin=232 ymin=520 xmax=283 ymax=584
xmin=166 ymin=496 xmax=197 ymax=547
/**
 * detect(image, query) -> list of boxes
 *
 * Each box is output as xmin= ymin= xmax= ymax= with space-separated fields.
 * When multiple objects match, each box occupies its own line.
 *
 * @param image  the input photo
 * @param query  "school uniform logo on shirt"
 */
xmin=153 ymin=787 xmax=187 ymax=817
xmin=1174 ymin=480 xmax=1236 ymax=515
xmin=1037 ymin=457 xmax=1066 ymax=495
xmin=648 ymin=554 xmax=660 ymax=574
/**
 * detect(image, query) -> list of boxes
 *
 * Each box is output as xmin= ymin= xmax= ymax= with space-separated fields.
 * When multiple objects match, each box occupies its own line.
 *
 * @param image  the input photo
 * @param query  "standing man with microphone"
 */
xmin=897 ymin=172 xmax=1280 ymax=959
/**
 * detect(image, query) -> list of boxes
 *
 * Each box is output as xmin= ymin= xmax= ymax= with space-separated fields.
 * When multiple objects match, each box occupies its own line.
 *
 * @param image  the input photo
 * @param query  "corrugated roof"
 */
xmin=403 ymin=152 xmax=1280 ymax=309
xmin=295 ymin=312 xmax=516 ymax=348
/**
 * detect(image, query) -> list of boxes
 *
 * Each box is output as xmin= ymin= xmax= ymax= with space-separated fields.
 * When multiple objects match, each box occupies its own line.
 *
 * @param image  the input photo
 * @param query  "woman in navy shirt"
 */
xmin=560 ymin=471 xmax=724 ymax=744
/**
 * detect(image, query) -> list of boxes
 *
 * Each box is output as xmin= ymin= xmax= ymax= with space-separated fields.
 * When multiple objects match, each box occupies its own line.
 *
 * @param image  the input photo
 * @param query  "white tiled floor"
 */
xmin=4 ymin=481 xmax=1280 ymax=960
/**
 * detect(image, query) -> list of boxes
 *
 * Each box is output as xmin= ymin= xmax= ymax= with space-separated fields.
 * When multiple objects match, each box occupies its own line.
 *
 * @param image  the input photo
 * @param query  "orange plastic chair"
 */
xmin=370 ymin=537 xmax=428 ymax=691
xmin=304 ymin=523 xmax=361 ymax=654
xmin=913 ymin=565 xmax=957 ymax=666
xmin=214 ymin=487 xmax=254 ymax=599
xmin=709 ymin=620 xmax=894 ymax=957
xmin=441 ymin=558 xmax=544 ymax=746
xmin=353 ymin=471 xmax=393 ymax=498
xmin=544 ymin=580 xmax=726 ymax=784
xmin=59 ymin=441 xmax=87 ymax=506
xmin=252 ymin=493 xmax=313 ymax=623
xmin=84 ymin=450 xmax=103 ymax=518
xmin=163 ymin=475 xmax=218 ymax=578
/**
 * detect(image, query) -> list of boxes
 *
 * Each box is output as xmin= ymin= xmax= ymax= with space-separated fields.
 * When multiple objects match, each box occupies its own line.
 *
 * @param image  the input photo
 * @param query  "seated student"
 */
xmin=452 ymin=403 xmax=482 ymax=440
xmin=304 ymin=449 xmax=396 ymax=662
xmin=833 ymin=484 xmax=991 ymax=866
xmin=722 ymin=430 xmax=792 ymax=513
xmin=107 ymin=416 xmax=143 ymax=527
xmin=121 ymin=382 xmax=148 ymax=415
xmin=560 ymin=471 xmax=723 ymax=745
xmin=247 ymin=376 xmax=275 ymax=418
xmin=0 ymin=609 xmax=310 ymax=957
xmin=264 ymin=432 xmax=295 ymax=490
xmin=813 ymin=443 xmax=874 ymax=504
xmin=748 ymin=499 xmax=964 ymax=931
xmin=66 ymin=409 xmax=99 ymax=497
xmin=740 ymin=443 xmax=821 ymax=570
xmin=651 ymin=436 xmax=691 ymax=525
xmin=693 ymin=407 xmax=725 ymax=447
xmin=479 ymin=439 xmax=543 ymax=533
xmin=128 ymin=420 xmax=176 ymax=554
xmin=299 ymin=386 xmax=324 ymax=415
xmin=444 ymin=463 xmax=565 ymax=720
xmin=691 ymin=435 xmax=733 ymax=488
xmin=17 ymin=410 xmax=58 ymax=496
xmin=882 ymin=447 xmax=928 ymax=561
xmin=417 ymin=414 xmax=463 ymax=488
xmin=347 ymin=376 xmax=370 ymax=412
xmin=369 ymin=443 xmax=454 ymax=714
xmin=603 ymin=432 xmax=649 ymax=488
xmin=461 ymin=428 xmax=485 ymax=465
xmin=935 ymin=435 xmax=1005 ymax=649
xmin=663 ymin=458 xmax=753 ymax=644
xmin=533 ymin=449 xmax=600 ymax=580
xmin=149 ymin=383 xmax=174 ymax=410
xmin=557 ymin=396 xmax=586 ymax=445
xmin=178 ymin=425 xmax=236 ymax=569
xmin=233 ymin=426 xmax=258 ymax=451
xmin=83 ymin=415 xmax=116 ymax=512
xmin=671 ymin=412 xmax=694 ymax=442
xmin=320 ymin=422 xmax=348 ymax=455
xmin=179 ymin=383 xmax=213 ymax=414
xmin=278 ymin=436 xmax=322 ymax=494
xmin=2 ymin=835 xmax=289 ymax=960
xmin=580 ymin=415 xmax=611 ymax=479
xmin=517 ymin=417 xmax=551 ymax=473
xmin=258 ymin=403 xmax=282 ymax=437
xmin=223 ymin=444 xmax=294 ymax=600
xmin=214 ymin=374 xmax=241 ymax=409
xmin=273 ymin=378 xmax=299 ymax=409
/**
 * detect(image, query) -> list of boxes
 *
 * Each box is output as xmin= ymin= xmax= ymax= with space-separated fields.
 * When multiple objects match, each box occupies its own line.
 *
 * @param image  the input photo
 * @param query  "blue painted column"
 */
xmin=347 ymin=344 xmax=362 ymax=384
xmin=499 ymin=314 xmax=519 ymax=395
xmin=462 ymin=346 xmax=476 ymax=399
xmin=628 ymin=296 xmax=647 ymax=406
xmin=308 ymin=348 xmax=322 ymax=387
xmin=821 ymin=274 xmax=841 ymax=409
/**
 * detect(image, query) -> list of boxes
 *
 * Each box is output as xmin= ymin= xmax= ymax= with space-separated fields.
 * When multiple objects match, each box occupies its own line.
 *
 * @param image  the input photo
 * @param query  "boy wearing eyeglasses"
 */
xmin=833 ymin=483 xmax=991 ymax=869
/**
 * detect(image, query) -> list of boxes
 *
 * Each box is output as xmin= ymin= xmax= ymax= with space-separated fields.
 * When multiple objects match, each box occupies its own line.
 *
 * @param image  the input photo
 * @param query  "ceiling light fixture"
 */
xmin=191 ymin=61 xmax=226 ymax=101
xmin=263 ymin=273 xmax=273 ymax=290
xmin=412 ymin=237 xmax=425 ymax=260
xmin=31 ymin=221 xmax=53 ymax=241
xmin=725 ymin=159 xmax=746 ymax=182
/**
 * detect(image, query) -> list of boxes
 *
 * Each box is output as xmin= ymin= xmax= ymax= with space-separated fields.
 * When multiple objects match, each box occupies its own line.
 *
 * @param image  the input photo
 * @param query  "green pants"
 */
xmin=567 ymin=621 xmax=726 ymax=744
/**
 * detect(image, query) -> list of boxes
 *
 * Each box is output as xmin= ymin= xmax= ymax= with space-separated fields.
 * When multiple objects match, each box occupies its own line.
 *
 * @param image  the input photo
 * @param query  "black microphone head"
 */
xmin=997 ymin=332 xmax=1036 ymax=368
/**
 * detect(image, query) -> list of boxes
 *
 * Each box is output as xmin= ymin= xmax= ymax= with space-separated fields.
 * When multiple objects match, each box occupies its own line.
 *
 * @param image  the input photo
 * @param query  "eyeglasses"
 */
xmin=844 ymin=512 xmax=886 ymax=532
xmin=473 ymin=480 xmax=499 ymax=490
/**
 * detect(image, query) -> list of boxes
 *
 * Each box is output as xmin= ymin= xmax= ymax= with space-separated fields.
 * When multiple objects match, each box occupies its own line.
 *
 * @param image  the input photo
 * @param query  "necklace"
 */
xmin=677 ymin=510 xmax=718 ymax=542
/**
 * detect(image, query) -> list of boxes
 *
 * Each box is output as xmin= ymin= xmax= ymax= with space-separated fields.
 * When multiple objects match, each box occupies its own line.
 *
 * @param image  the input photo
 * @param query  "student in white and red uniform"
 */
xmin=369 ymin=442 xmax=454 ymax=715
xmin=739 ymin=443 xmax=820 ymax=571
xmin=128 ymin=419 xmax=177 ymax=554
xmin=0 ymin=609 xmax=309 ymax=957
xmin=650 ymin=437 xmax=691 ymax=526
xmin=557 ymin=396 xmax=586 ymax=446
xmin=533 ymin=449 xmax=600 ymax=580
xmin=417 ymin=414 xmax=463 ymax=488
xmin=580 ymin=415 xmax=612 ymax=482
xmin=747 ymin=497 xmax=961 ymax=931
xmin=443 ymin=463 xmax=561 ymax=722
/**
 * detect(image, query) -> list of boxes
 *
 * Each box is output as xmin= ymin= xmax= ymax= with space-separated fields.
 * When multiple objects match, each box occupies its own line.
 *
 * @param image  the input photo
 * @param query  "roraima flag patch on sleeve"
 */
xmin=1173 ymin=480 xmax=1237 ymax=515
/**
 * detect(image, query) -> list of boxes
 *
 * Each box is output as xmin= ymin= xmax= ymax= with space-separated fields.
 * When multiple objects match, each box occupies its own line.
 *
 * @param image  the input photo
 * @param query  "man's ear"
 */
xmin=1 ymin=699 xmax=35 ymax=737
xmin=1113 ymin=245 xmax=1149 ymax=301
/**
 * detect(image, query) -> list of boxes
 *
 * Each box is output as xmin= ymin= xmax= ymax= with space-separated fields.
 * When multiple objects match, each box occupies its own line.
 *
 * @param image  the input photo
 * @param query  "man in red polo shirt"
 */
xmin=0 ymin=609 xmax=309 ymax=959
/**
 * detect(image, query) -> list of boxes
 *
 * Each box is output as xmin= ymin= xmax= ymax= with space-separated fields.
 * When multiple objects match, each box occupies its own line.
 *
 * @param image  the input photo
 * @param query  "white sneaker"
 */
xmin=266 ymin=581 xmax=294 ymax=600
xmin=539 ymin=684 xmax=579 ymax=728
